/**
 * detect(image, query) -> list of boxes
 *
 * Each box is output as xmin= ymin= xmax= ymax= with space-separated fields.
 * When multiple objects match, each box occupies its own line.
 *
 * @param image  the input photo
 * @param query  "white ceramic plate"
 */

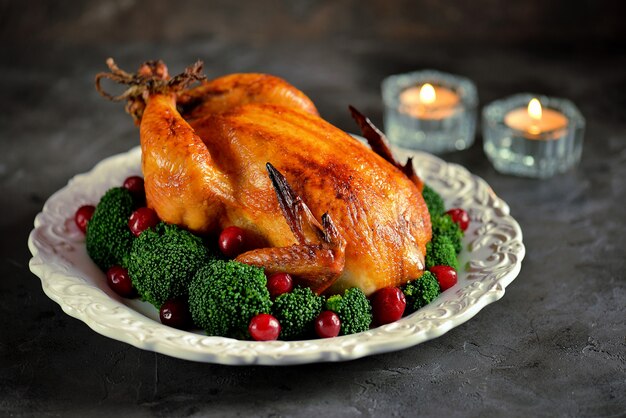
xmin=28 ymin=145 xmax=525 ymax=365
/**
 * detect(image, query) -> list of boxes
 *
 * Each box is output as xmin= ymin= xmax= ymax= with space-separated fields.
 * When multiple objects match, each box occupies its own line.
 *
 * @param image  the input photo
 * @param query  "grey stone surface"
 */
xmin=1 ymin=7 xmax=625 ymax=417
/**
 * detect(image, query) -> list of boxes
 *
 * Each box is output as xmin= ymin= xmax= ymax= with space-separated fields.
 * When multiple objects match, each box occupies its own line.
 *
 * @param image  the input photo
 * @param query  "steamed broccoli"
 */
xmin=325 ymin=288 xmax=372 ymax=335
xmin=402 ymin=271 xmax=441 ymax=313
xmin=425 ymin=235 xmax=459 ymax=269
xmin=422 ymin=184 xmax=445 ymax=218
xmin=86 ymin=187 xmax=136 ymax=271
xmin=431 ymin=214 xmax=463 ymax=254
xmin=188 ymin=260 xmax=272 ymax=338
xmin=272 ymin=286 xmax=324 ymax=340
xmin=128 ymin=222 xmax=211 ymax=308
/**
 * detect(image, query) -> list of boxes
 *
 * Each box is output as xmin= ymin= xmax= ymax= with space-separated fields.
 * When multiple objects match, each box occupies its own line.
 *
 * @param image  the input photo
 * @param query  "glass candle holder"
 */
xmin=382 ymin=70 xmax=478 ymax=154
xmin=482 ymin=93 xmax=585 ymax=178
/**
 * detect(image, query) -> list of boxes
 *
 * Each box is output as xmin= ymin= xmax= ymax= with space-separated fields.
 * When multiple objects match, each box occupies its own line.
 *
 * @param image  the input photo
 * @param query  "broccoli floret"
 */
xmin=325 ymin=288 xmax=372 ymax=335
xmin=272 ymin=286 xmax=324 ymax=340
xmin=425 ymin=235 xmax=459 ymax=269
xmin=86 ymin=187 xmax=136 ymax=271
xmin=403 ymin=271 xmax=441 ymax=313
xmin=189 ymin=260 xmax=272 ymax=338
xmin=431 ymin=214 xmax=463 ymax=254
xmin=422 ymin=184 xmax=445 ymax=218
xmin=128 ymin=222 xmax=211 ymax=308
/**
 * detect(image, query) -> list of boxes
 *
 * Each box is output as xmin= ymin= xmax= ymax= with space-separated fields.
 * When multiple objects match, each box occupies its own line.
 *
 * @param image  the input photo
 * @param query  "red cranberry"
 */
xmin=75 ymin=205 xmax=95 ymax=233
xmin=315 ymin=310 xmax=341 ymax=338
xmin=267 ymin=273 xmax=293 ymax=298
xmin=106 ymin=266 xmax=136 ymax=298
xmin=248 ymin=313 xmax=281 ymax=341
xmin=160 ymin=298 xmax=192 ymax=330
xmin=446 ymin=208 xmax=470 ymax=231
xmin=218 ymin=226 xmax=246 ymax=258
xmin=128 ymin=207 xmax=159 ymax=237
xmin=370 ymin=287 xmax=406 ymax=326
xmin=122 ymin=176 xmax=145 ymax=196
xmin=430 ymin=265 xmax=458 ymax=291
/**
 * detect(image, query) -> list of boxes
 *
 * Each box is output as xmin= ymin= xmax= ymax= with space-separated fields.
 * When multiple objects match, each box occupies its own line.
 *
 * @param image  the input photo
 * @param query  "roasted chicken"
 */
xmin=96 ymin=59 xmax=431 ymax=296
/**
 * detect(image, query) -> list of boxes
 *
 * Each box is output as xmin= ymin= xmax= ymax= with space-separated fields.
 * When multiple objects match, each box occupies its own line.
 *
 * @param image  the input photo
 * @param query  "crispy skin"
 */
xmin=178 ymin=73 xmax=318 ymax=120
xmin=139 ymin=74 xmax=431 ymax=295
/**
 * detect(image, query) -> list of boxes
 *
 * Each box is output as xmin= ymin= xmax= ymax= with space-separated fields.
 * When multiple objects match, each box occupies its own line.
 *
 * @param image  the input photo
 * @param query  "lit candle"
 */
xmin=383 ymin=70 xmax=478 ymax=153
xmin=483 ymin=93 xmax=585 ymax=177
xmin=504 ymin=98 xmax=568 ymax=139
xmin=399 ymin=83 xmax=460 ymax=120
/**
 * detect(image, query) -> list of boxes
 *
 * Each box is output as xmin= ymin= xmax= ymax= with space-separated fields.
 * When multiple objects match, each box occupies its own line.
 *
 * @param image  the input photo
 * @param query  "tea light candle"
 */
xmin=399 ymin=83 xmax=460 ymax=120
xmin=382 ymin=70 xmax=478 ymax=154
xmin=482 ymin=93 xmax=585 ymax=178
xmin=504 ymin=98 xmax=568 ymax=138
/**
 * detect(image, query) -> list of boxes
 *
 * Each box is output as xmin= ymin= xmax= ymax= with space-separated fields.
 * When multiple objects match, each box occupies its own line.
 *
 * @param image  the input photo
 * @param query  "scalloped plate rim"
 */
xmin=28 ymin=145 xmax=525 ymax=365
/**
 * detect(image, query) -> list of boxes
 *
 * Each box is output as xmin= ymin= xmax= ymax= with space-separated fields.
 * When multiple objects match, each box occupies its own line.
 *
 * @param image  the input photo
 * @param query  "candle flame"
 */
xmin=419 ymin=83 xmax=436 ymax=105
xmin=528 ymin=98 xmax=542 ymax=120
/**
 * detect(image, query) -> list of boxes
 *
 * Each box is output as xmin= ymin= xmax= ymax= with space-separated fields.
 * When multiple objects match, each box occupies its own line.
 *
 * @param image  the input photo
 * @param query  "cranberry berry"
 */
xmin=248 ymin=313 xmax=281 ymax=341
xmin=370 ymin=287 xmax=406 ymax=326
xmin=267 ymin=272 xmax=293 ymax=298
xmin=219 ymin=226 xmax=247 ymax=258
xmin=315 ymin=310 xmax=341 ymax=338
xmin=75 ymin=205 xmax=96 ymax=233
xmin=122 ymin=176 xmax=145 ymax=197
xmin=128 ymin=207 xmax=160 ymax=237
xmin=429 ymin=265 xmax=458 ymax=291
xmin=160 ymin=297 xmax=192 ymax=330
xmin=106 ymin=265 xmax=136 ymax=298
xmin=446 ymin=208 xmax=470 ymax=231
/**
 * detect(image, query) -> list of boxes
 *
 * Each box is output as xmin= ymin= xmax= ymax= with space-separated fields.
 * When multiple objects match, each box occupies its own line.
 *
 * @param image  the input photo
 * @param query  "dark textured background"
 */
xmin=1 ymin=1 xmax=625 ymax=417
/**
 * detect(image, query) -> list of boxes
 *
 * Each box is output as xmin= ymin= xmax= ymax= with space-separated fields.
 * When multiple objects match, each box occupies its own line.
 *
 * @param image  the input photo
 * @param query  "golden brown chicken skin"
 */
xmin=178 ymin=73 xmax=319 ymax=120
